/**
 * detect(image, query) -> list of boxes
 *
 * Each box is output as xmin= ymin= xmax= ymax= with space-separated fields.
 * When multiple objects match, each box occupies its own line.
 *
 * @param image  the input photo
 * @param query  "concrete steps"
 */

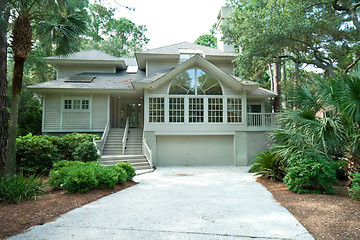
xmin=100 ymin=128 xmax=152 ymax=173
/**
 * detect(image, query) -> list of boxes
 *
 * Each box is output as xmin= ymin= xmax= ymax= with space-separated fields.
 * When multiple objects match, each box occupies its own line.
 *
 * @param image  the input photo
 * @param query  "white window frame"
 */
xmin=63 ymin=98 xmax=91 ymax=112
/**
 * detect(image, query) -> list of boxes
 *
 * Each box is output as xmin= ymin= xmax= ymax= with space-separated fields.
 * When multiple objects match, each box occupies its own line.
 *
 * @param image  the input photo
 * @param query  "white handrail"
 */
xmin=247 ymin=113 xmax=277 ymax=127
xmin=142 ymin=137 xmax=153 ymax=167
xmin=93 ymin=120 xmax=110 ymax=156
xmin=122 ymin=117 xmax=130 ymax=155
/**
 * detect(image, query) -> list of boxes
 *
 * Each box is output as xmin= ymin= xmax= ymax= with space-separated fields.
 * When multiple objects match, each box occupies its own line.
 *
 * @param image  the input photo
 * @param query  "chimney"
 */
xmin=216 ymin=6 xmax=235 ymax=53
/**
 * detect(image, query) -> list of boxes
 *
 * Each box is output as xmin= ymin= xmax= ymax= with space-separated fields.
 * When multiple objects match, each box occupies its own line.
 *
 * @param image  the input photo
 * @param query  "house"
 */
xmin=28 ymin=8 xmax=277 ymax=170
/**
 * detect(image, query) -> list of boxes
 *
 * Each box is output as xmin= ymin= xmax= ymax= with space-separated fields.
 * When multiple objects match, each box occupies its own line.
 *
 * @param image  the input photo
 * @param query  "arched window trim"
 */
xmin=168 ymin=68 xmax=223 ymax=95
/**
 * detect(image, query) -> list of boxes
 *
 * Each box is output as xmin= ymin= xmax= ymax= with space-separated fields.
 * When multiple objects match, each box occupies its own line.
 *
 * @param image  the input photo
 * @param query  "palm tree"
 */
xmin=6 ymin=0 xmax=87 ymax=173
xmin=271 ymin=74 xmax=360 ymax=175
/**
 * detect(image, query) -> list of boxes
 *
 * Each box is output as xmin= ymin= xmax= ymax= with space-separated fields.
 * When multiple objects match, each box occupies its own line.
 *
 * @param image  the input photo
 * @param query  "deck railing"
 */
xmin=142 ymin=138 xmax=153 ymax=168
xmin=93 ymin=120 xmax=110 ymax=156
xmin=122 ymin=117 xmax=130 ymax=155
xmin=247 ymin=113 xmax=277 ymax=127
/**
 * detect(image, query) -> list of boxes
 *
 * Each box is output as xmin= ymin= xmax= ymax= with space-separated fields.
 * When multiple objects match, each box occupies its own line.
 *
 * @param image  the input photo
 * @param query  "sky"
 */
xmin=103 ymin=0 xmax=227 ymax=49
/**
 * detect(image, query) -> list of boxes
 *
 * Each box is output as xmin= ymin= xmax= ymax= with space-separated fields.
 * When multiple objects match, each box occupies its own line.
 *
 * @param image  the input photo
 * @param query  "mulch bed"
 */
xmin=0 ymin=181 xmax=137 ymax=239
xmin=258 ymin=178 xmax=360 ymax=240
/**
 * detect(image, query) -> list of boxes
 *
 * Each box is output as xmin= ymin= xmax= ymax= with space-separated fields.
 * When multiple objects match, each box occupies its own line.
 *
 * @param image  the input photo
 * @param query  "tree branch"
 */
xmin=345 ymin=56 xmax=360 ymax=73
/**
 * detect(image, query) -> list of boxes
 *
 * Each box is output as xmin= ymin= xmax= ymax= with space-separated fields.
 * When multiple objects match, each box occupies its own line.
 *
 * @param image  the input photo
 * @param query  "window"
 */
xmin=149 ymin=98 xmax=164 ymax=122
xmin=82 ymin=100 xmax=89 ymax=110
xmin=169 ymin=98 xmax=184 ymax=123
xmin=64 ymin=99 xmax=90 ymax=111
xmin=64 ymin=100 xmax=72 ymax=109
xmin=227 ymin=98 xmax=242 ymax=123
xmin=169 ymin=69 xmax=222 ymax=95
xmin=189 ymin=98 xmax=204 ymax=123
xmin=208 ymin=98 xmax=223 ymax=123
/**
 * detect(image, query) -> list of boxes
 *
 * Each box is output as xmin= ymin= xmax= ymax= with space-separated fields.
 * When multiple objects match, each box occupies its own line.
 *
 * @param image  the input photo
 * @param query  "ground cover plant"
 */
xmin=0 ymin=172 xmax=46 ymax=203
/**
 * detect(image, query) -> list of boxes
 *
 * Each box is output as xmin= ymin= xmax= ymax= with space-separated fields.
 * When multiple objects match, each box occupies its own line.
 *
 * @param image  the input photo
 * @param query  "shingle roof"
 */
xmin=247 ymin=87 xmax=277 ymax=96
xmin=28 ymin=70 xmax=145 ymax=90
xmin=44 ymin=50 xmax=123 ymax=61
xmin=138 ymin=42 xmax=237 ymax=57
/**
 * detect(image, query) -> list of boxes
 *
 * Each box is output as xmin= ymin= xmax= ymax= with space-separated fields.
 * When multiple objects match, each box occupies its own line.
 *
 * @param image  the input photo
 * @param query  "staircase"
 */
xmin=100 ymin=128 xmax=153 ymax=173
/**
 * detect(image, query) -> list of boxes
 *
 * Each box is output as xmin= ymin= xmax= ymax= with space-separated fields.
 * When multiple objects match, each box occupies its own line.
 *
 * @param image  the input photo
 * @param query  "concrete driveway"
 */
xmin=9 ymin=167 xmax=313 ymax=240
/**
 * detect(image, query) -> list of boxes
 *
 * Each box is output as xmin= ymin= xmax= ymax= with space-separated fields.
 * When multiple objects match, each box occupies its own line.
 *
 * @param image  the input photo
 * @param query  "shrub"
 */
xmin=349 ymin=172 xmax=360 ymax=200
xmin=249 ymin=150 xmax=286 ymax=181
xmin=95 ymin=165 xmax=118 ymax=188
xmin=283 ymin=152 xmax=337 ymax=194
xmin=73 ymin=141 xmax=100 ymax=162
xmin=109 ymin=165 xmax=127 ymax=184
xmin=49 ymin=161 xmax=128 ymax=193
xmin=0 ymin=173 xmax=46 ymax=203
xmin=62 ymin=166 xmax=98 ymax=193
xmin=16 ymin=134 xmax=59 ymax=174
xmin=115 ymin=162 xmax=135 ymax=180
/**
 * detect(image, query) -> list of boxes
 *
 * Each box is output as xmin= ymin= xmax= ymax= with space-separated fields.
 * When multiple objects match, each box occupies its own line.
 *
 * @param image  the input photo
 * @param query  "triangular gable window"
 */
xmin=169 ymin=68 xmax=222 ymax=95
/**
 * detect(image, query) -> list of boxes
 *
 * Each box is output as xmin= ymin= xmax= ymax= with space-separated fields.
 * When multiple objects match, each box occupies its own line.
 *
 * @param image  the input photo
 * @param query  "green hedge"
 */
xmin=349 ymin=172 xmax=360 ymax=200
xmin=49 ymin=161 xmax=133 ymax=193
xmin=16 ymin=133 xmax=100 ymax=174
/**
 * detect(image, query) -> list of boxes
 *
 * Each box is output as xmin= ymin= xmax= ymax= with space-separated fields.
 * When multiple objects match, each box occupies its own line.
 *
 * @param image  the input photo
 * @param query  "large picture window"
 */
xmin=169 ymin=98 xmax=184 ymax=123
xmin=169 ymin=69 xmax=222 ymax=95
xmin=149 ymin=97 xmax=164 ymax=122
xmin=189 ymin=98 xmax=204 ymax=123
xmin=208 ymin=98 xmax=223 ymax=123
xmin=227 ymin=98 xmax=242 ymax=123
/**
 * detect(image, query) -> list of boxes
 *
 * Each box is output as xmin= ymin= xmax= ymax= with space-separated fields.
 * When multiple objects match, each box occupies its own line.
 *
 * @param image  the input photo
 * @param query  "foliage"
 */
xmin=0 ymin=172 xmax=46 ymax=203
xmin=223 ymin=0 xmax=360 ymax=80
xmin=73 ymin=141 xmax=100 ymax=162
xmin=249 ymin=150 xmax=286 ymax=181
xmin=115 ymin=162 xmax=135 ymax=181
xmin=348 ymin=172 xmax=360 ymax=201
xmin=195 ymin=34 xmax=217 ymax=48
xmin=49 ymin=161 xmax=129 ymax=193
xmin=62 ymin=165 xmax=98 ymax=193
xmin=283 ymin=152 xmax=337 ymax=194
xmin=82 ymin=3 xmax=149 ymax=57
xmin=16 ymin=133 xmax=100 ymax=174
xmin=109 ymin=165 xmax=127 ymax=184
xmin=94 ymin=165 xmax=118 ymax=188
xmin=16 ymin=134 xmax=60 ymax=174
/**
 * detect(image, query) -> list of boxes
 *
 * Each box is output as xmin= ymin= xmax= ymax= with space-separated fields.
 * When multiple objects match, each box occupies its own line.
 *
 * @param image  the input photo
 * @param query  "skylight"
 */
xmin=126 ymin=66 xmax=138 ymax=74
xmin=65 ymin=75 xmax=96 ymax=83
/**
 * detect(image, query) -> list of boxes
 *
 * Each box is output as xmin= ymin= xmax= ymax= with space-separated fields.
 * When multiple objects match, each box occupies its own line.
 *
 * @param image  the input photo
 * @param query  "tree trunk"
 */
xmin=282 ymin=61 xmax=287 ymax=109
xmin=294 ymin=61 xmax=300 ymax=86
xmin=0 ymin=0 xmax=9 ymax=173
xmin=6 ymin=57 xmax=25 ymax=174
xmin=272 ymin=57 xmax=282 ymax=113
xmin=268 ymin=64 xmax=274 ymax=91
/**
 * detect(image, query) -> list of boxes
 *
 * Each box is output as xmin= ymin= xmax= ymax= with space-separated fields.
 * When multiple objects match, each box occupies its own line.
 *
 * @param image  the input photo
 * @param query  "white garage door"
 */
xmin=156 ymin=135 xmax=234 ymax=166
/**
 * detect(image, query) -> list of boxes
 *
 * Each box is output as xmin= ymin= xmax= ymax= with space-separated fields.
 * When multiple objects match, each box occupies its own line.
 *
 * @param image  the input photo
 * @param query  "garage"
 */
xmin=156 ymin=135 xmax=234 ymax=166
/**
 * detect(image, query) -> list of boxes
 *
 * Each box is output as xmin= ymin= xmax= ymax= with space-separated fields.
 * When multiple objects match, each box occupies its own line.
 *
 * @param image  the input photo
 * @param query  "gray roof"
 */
xmin=247 ymin=87 xmax=277 ymax=97
xmin=138 ymin=42 xmax=237 ymax=57
xmin=44 ymin=50 xmax=123 ymax=61
xmin=28 ymin=70 xmax=145 ymax=90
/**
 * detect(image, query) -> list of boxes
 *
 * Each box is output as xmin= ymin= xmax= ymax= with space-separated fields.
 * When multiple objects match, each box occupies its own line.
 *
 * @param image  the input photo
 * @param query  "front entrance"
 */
xmin=111 ymin=98 xmax=143 ymax=128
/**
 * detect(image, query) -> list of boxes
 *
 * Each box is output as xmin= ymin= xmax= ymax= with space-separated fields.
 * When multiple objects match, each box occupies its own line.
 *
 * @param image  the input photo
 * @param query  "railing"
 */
xmin=142 ymin=137 xmax=153 ymax=168
xmin=247 ymin=113 xmax=277 ymax=127
xmin=93 ymin=121 xmax=110 ymax=156
xmin=122 ymin=117 xmax=130 ymax=155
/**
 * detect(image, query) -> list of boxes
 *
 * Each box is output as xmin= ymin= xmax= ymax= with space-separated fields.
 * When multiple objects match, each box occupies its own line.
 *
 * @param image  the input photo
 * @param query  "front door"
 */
xmin=125 ymin=103 xmax=142 ymax=128
xmin=111 ymin=98 xmax=143 ymax=128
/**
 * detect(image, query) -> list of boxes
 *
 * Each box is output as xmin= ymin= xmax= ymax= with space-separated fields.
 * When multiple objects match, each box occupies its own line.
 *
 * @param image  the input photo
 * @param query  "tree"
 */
xmin=195 ymin=34 xmax=217 ymax=48
xmin=82 ymin=3 xmax=149 ymax=57
xmin=0 ymin=0 xmax=9 ymax=173
xmin=6 ymin=0 xmax=87 ymax=174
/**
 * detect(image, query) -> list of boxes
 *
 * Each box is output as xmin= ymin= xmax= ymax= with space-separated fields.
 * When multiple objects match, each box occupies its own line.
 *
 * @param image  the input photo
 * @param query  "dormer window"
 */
xmin=169 ymin=68 xmax=222 ymax=95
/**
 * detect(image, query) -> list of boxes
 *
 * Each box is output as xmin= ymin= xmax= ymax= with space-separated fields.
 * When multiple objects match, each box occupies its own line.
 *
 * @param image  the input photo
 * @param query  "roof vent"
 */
xmin=65 ymin=75 xmax=95 ymax=83
xmin=126 ymin=66 xmax=138 ymax=74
